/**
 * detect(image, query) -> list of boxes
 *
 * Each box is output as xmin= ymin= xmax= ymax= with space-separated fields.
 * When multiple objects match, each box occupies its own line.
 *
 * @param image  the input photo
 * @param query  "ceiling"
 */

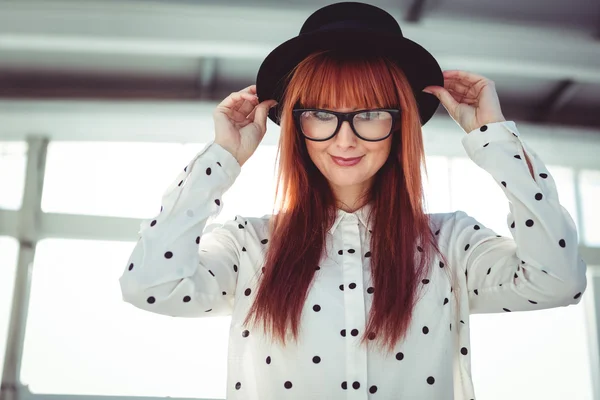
xmin=1 ymin=0 xmax=600 ymax=131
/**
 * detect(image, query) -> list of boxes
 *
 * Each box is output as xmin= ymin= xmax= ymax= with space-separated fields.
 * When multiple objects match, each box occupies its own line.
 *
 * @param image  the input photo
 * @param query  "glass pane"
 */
xmin=580 ymin=169 xmax=600 ymax=246
xmin=423 ymin=156 xmax=451 ymax=214
xmin=0 ymin=142 xmax=27 ymax=210
xmin=21 ymin=239 xmax=229 ymax=398
xmin=0 ymin=237 xmax=19 ymax=381
xmin=41 ymin=142 xmax=205 ymax=219
xmin=449 ymin=157 xmax=511 ymax=236
xmin=470 ymin=278 xmax=594 ymax=400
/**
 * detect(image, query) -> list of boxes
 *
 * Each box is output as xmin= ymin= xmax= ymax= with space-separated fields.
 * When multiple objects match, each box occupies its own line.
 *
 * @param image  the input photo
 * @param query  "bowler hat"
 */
xmin=256 ymin=1 xmax=443 ymax=126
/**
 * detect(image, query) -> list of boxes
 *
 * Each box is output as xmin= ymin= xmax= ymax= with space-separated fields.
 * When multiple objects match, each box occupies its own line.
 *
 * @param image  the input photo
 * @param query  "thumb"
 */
xmin=422 ymin=87 xmax=459 ymax=111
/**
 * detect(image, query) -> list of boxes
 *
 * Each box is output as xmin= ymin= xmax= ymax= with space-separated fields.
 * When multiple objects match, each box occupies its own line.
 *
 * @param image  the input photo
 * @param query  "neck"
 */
xmin=332 ymin=180 xmax=371 ymax=213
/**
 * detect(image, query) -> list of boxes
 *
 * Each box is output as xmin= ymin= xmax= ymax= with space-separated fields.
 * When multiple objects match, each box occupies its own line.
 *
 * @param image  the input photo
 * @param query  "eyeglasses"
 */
xmin=292 ymin=108 xmax=401 ymax=142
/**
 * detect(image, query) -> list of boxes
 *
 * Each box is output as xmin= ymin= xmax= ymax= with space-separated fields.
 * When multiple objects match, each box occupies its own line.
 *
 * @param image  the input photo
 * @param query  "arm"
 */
xmin=447 ymin=121 xmax=587 ymax=314
xmin=119 ymin=141 xmax=245 ymax=317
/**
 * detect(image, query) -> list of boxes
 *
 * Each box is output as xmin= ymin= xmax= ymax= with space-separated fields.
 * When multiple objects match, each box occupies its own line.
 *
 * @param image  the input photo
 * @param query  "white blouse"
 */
xmin=119 ymin=120 xmax=587 ymax=400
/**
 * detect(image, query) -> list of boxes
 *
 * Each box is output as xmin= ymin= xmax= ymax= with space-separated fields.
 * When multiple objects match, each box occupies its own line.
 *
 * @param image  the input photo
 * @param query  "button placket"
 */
xmin=340 ymin=213 xmax=369 ymax=400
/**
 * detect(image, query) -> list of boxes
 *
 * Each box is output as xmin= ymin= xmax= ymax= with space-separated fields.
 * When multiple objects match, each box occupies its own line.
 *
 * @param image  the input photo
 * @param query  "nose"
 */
xmin=334 ymin=120 xmax=358 ymax=148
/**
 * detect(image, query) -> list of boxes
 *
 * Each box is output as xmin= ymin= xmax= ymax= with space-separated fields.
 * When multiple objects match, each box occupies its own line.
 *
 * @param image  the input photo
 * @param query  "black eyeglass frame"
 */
xmin=291 ymin=108 xmax=402 ymax=142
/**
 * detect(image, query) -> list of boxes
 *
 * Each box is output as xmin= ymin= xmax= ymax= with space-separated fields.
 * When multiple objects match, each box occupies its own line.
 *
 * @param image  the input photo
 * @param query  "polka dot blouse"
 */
xmin=120 ymin=120 xmax=587 ymax=400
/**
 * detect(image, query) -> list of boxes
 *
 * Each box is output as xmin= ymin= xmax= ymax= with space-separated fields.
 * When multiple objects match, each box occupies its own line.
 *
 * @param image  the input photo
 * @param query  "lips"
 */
xmin=330 ymin=155 xmax=364 ymax=166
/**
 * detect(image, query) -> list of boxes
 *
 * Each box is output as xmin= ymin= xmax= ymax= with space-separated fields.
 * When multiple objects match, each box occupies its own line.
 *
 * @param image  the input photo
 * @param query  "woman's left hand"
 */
xmin=422 ymin=70 xmax=506 ymax=134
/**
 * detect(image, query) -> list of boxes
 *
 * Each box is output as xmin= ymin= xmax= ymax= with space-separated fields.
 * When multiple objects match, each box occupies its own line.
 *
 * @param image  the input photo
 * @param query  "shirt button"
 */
xmin=353 ymin=381 xmax=360 ymax=389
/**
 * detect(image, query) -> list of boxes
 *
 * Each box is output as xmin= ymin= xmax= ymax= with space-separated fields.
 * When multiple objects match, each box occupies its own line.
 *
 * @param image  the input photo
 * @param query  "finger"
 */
xmin=252 ymin=100 xmax=278 ymax=132
xmin=219 ymin=91 xmax=257 ymax=112
xmin=236 ymin=95 xmax=260 ymax=116
xmin=215 ymin=105 xmax=250 ymax=123
xmin=431 ymin=87 xmax=460 ymax=111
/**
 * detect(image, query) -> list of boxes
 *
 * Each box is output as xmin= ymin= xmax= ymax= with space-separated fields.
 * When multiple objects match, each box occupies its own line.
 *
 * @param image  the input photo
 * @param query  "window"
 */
xmin=580 ymin=169 xmax=600 ymax=247
xmin=423 ymin=156 xmax=451 ymax=214
xmin=0 ymin=142 xmax=27 ymax=210
xmin=0 ymin=237 xmax=19 ymax=381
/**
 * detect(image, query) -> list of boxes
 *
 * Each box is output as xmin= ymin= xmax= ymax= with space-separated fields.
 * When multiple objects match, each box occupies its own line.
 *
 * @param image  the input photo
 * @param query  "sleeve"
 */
xmin=118 ymin=141 xmax=246 ymax=318
xmin=447 ymin=120 xmax=588 ymax=314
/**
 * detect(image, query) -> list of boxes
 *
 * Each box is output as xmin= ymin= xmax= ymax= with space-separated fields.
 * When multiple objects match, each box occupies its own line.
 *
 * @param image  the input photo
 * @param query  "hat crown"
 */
xmin=299 ymin=2 xmax=402 ymax=36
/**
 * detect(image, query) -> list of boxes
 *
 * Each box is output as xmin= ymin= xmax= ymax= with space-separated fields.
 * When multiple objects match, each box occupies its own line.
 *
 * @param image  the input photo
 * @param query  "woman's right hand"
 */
xmin=213 ymin=84 xmax=278 ymax=167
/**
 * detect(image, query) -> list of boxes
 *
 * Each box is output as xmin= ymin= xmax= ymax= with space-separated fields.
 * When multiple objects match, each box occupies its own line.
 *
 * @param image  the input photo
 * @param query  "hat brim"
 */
xmin=256 ymin=29 xmax=443 ymax=126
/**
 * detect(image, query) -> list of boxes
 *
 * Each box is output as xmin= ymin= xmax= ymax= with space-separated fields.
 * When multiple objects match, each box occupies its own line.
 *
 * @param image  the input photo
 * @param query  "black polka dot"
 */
xmin=238 ymin=224 xmax=244 ymax=229
xmin=150 ymin=220 xmax=157 ymax=227
xmin=242 ymin=330 xmax=249 ymax=337
xmin=480 ymin=125 xmax=488 ymax=132
xmin=349 ymin=283 xmax=356 ymax=289
xmin=574 ymin=292 xmax=582 ymax=299
xmin=396 ymin=352 xmax=404 ymax=360
xmin=514 ymin=155 xmax=521 ymax=160
xmin=128 ymin=263 xmax=134 ymax=271
xmin=422 ymin=326 xmax=429 ymax=334
xmin=183 ymin=295 xmax=191 ymax=302
xmin=474 ymin=289 xmax=479 ymax=295
xmin=184 ymin=166 xmax=187 ymax=172
xmin=233 ymin=264 xmax=238 ymax=273
xmin=242 ymin=247 xmax=246 ymax=252
xmin=510 ymin=221 xmax=515 ymax=229
xmin=369 ymin=385 xmax=378 ymax=393
xmin=427 ymin=376 xmax=435 ymax=385
xmin=244 ymin=288 xmax=251 ymax=296
xmin=160 ymin=205 xmax=163 ymax=212
xmin=535 ymin=193 xmax=543 ymax=200
xmin=341 ymin=381 xmax=347 ymax=390
xmin=196 ymin=236 xmax=200 ymax=244
xmin=559 ymin=239 xmax=566 ymax=247
xmin=474 ymin=225 xmax=480 ymax=230
xmin=262 ymin=267 xmax=266 ymax=273
xmin=417 ymin=246 xmax=423 ymax=252
xmin=539 ymin=173 xmax=548 ymax=179
xmin=215 ymin=199 xmax=221 ymax=206
xmin=367 ymin=287 xmax=374 ymax=294
xmin=164 ymin=251 xmax=173 ymax=259
xmin=261 ymin=239 xmax=268 ymax=244
xmin=348 ymin=249 xmax=355 ymax=254
xmin=529 ymin=300 xmax=537 ymax=304
xmin=464 ymin=244 xmax=470 ymax=251
xmin=483 ymin=142 xmax=489 ymax=147
xmin=487 ymin=267 xmax=491 ymax=275
xmin=147 ymin=296 xmax=155 ymax=304
xmin=435 ymin=229 xmax=440 ymax=235
xmin=351 ymin=329 xmax=359 ymax=336
xmin=217 ymin=161 xmax=221 ymax=167
xmin=364 ymin=251 xmax=371 ymax=257
xmin=352 ymin=381 xmax=360 ymax=389
xmin=206 ymin=167 xmax=212 ymax=175
xmin=338 ymin=250 xmax=343 ymax=255
xmin=503 ymin=308 xmax=511 ymax=312
xmin=443 ymin=298 xmax=449 ymax=305
xmin=526 ymin=219 xmax=534 ymax=227
xmin=313 ymin=304 xmax=321 ymax=312
xmin=340 ymin=329 xmax=346 ymax=337
xmin=450 ymin=323 xmax=452 ymax=331
xmin=461 ymin=347 xmax=468 ymax=355
xmin=284 ymin=381 xmax=292 ymax=389
xmin=266 ymin=356 xmax=271 ymax=364
xmin=208 ymin=270 xmax=215 ymax=277
xmin=178 ymin=180 xmax=183 ymax=187
xmin=235 ymin=382 xmax=241 ymax=390
xmin=439 ymin=261 xmax=445 ymax=268
xmin=339 ymin=284 xmax=344 ymax=291
xmin=222 ymin=291 xmax=227 ymax=295
xmin=422 ymin=279 xmax=430 ymax=284
xmin=514 ymin=272 xmax=518 ymax=279
xmin=501 ymin=181 xmax=506 ymax=187
xmin=316 ymin=266 xmax=320 ymax=271
xmin=312 ymin=356 xmax=321 ymax=363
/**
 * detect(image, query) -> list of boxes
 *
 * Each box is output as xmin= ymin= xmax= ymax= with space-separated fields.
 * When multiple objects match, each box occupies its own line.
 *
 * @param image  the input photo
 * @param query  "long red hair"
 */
xmin=244 ymin=49 xmax=458 ymax=354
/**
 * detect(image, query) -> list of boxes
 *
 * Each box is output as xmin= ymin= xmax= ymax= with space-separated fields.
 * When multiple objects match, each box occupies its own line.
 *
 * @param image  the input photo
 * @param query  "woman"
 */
xmin=119 ymin=2 xmax=587 ymax=399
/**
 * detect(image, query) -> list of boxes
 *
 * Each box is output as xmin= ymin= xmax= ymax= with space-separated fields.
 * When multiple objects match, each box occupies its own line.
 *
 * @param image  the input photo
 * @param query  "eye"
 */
xmin=304 ymin=111 xmax=335 ymax=121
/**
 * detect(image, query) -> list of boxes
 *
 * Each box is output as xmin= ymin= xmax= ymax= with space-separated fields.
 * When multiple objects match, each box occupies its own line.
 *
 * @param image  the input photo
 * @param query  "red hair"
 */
xmin=244 ymin=49 xmax=458 ymax=354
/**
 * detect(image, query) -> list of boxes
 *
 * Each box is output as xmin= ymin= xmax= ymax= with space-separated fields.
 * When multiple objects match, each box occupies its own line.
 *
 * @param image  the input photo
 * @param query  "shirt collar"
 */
xmin=327 ymin=202 xmax=373 ymax=235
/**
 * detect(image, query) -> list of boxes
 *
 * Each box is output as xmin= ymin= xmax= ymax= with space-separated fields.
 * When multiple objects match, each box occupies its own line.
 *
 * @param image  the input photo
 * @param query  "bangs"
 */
xmin=288 ymin=50 xmax=403 ymax=110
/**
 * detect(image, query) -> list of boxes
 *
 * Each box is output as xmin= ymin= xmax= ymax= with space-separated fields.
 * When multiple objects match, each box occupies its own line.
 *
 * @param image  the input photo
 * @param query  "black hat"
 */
xmin=256 ymin=1 xmax=443 ymax=127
